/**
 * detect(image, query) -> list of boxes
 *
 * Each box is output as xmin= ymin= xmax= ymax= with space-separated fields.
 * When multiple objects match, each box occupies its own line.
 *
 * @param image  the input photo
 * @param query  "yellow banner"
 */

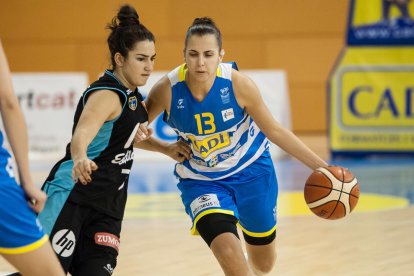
xmin=329 ymin=48 xmax=414 ymax=154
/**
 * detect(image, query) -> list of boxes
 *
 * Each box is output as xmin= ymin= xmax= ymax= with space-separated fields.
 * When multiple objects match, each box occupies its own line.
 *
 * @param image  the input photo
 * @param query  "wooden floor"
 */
xmin=1 ymin=134 xmax=414 ymax=275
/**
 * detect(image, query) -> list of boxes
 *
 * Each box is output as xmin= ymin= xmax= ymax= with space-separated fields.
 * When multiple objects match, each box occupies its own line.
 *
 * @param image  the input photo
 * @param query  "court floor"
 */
xmin=1 ymin=135 xmax=414 ymax=275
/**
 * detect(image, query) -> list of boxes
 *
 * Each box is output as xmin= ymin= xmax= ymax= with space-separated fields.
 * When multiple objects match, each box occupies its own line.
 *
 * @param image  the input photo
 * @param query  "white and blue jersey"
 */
xmin=0 ymin=131 xmax=48 ymax=254
xmin=165 ymin=63 xmax=271 ymax=181
xmin=165 ymin=63 xmax=278 ymax=237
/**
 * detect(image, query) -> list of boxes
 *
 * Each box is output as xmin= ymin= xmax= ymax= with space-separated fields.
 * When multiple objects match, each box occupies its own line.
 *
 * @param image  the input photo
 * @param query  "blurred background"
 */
xmin=0 ymin=0 xmax=348 ymax=134
xmin=1 ymin=1 xmax=414 ymax=275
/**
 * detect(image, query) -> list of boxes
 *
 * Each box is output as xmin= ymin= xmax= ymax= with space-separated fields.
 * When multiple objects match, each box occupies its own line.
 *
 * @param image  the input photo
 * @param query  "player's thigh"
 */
xmin=48 ymin=201 xmax=88 ymax=273
xmin=235 ymin=165 xmax=278 ymax=237
xmin=2 ymin=241 xmax=64 ymax=276
xmin=178 ymin=179 xmax=238 ymax=234
xmin=70 ymin=212 xmax=121 ymax=276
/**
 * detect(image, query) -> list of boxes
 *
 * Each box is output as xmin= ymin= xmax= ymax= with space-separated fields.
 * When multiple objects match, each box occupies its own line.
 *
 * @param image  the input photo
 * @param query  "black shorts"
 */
xmin=49 ymin=200 xmax=122 ymax=276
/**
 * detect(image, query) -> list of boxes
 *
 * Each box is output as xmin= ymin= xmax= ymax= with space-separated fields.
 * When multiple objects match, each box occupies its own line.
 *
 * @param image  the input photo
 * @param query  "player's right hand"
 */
xmin=134 ymin=121 xmax=153 ymax=143
xmin=72 ymin=158 xmax=98 ymax=185
xmin=166 ymin=140 xmax=192 ymax=162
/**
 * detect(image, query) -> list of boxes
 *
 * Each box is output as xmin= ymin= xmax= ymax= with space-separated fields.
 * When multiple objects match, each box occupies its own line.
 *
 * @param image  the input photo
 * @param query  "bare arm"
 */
xmin=71 ymin=90 xmax=121 ymax=184
xmin=0 ymin=40 xmax=46 ymax=212
xmin=133 ymin=76 xmax=191 ymax=161
xmin=145 ymin=75 xmax=171 ymax=123
xmin=232 ymin=70 xmax=328 ymax=170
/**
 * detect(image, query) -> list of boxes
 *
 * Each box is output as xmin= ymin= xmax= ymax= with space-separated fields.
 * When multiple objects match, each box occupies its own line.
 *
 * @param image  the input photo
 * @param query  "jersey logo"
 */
xmin=95 ymin=232 xmax=120 ymax=252
xmin=128 ymin=96 xmax=137 ymax=110
xmin=190 ymin=194 xmax=220 ymax=217
xmin=220 ymin=87 xmax=230 ymax=104
xmin=52 ymin=229 xmax=76 ymax=257
xmin=221 ymin=108 xmax=235 ymax=122
xmin=111 ymin=149 xmax=134 ymax=165
xmin=177 ymin=98 xmax=185 ymax=109
xmin=104 ymin=264 xmax=114 ymax=275
xmin=187 ymin=132 xmax=230 ymax=159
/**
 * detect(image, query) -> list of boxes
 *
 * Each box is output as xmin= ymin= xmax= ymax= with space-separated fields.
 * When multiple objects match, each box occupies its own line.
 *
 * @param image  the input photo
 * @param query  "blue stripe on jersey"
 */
xmin=87 ymin=120 xmax=115 ymax=159
xmin=104 ymin=70 xmax=122 ymax=85
xmin=38 ymin=159 xmax=73 ymax=235
xmin=166 ymin=63 xmax=270 ymax=180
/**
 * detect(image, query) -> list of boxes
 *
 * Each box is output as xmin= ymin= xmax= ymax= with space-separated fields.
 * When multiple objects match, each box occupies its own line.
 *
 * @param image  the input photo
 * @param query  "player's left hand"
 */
xmin=22 ymin=183 xmax=47 ymax=213
xmin=166 ymin=140 xmax=192 ymax=162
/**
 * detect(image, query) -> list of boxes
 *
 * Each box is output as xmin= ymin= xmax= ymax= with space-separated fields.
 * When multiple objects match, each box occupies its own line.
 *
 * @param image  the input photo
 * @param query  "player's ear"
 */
xmin=219 ymin=49 xmax=225 ymax=61
xmin=114 ymin=52 xmax=124 ymax=67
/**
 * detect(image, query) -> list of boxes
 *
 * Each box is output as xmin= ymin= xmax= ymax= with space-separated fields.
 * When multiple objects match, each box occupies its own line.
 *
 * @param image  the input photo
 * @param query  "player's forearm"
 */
xmin=0 ymin=99 xmax=33 ymax=185
xmin=271 ymin=128 xmax=328 ymax=170
xmin=70 ymin=128 xmax=94 ymax=162
xmin=134 ymin=137 xmax=169 ymax=155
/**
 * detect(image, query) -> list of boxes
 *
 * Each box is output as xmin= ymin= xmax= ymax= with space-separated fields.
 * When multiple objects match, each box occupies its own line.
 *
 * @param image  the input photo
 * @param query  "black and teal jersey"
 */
xmin=41 ymin=70 xmax=147 ymax=226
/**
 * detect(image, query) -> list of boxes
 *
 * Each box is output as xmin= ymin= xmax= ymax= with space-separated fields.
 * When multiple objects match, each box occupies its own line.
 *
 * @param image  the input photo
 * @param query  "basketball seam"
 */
xmin=327 ymin=167 xmax=344 ymax=219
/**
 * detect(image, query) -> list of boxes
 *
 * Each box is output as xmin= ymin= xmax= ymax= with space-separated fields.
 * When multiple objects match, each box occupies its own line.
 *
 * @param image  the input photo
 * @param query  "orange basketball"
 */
xmin=304 ymin=166 xmax=360 ymax=219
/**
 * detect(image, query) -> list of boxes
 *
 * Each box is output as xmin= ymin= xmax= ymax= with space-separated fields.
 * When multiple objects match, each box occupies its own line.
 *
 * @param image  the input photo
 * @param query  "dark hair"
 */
xmin=107 ymin=5 xmax=155 ymax=69
xmin=184 ymin=17 xmax=222 ymax=51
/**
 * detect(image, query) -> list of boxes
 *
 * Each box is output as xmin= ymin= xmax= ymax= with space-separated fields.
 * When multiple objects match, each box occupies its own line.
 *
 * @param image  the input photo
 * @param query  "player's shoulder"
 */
xmin=231 ymin=69 xmax=254 ymax=88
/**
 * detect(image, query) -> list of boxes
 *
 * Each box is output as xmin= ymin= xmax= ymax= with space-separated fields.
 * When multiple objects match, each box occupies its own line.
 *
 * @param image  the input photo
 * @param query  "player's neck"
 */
xmin=185 ymin=73 xmax=216 ymax=102
xmin=113 ymin=70 xmax=135 ymax=92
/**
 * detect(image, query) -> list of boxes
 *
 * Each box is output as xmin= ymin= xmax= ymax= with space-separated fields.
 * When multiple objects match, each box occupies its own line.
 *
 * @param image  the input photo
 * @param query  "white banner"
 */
xmin=4 ymin=73 xmax=88 ymax=160
xmin=1 ymin=71 xmax=290 ymax=162
xmin=135 ymin=69 xmax=291 ymax=161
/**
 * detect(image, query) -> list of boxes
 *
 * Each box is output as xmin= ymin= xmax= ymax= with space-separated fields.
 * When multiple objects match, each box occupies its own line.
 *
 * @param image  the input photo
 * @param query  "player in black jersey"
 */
xmin=6 ymin=5 xmax=190 ymax=276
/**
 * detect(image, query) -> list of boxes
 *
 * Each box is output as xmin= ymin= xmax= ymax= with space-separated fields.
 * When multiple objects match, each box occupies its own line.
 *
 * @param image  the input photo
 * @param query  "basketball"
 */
xmin=304 ymin=166 xmax=360 ymax=219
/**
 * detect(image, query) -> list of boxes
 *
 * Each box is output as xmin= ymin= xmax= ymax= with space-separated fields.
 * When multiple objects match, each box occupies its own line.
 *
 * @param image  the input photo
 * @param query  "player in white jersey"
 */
xmin=137 ymin=18 xmax=328 ymax=275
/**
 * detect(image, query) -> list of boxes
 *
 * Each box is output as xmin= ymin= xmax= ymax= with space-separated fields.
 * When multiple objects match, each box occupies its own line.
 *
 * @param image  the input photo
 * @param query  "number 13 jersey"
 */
xmin=164 ymin=63 xmax=270 ymax=181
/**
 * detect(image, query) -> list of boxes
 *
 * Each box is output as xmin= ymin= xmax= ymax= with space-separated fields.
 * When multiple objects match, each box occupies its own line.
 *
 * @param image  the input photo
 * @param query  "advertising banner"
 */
xmin=329 ymin=0 xmax=414 ymax=157
xmin=7 ymin=73 xmax=88 ymax=160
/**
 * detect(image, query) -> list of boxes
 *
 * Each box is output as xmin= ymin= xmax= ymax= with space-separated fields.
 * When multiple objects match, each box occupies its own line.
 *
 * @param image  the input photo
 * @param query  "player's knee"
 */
xmin=196 ymin=213 xmax=239 ymax=247
xmin=244 ymin=230 xmax=277 ymax=274
xmin=249 ymin=255 xmax=277 ymax=275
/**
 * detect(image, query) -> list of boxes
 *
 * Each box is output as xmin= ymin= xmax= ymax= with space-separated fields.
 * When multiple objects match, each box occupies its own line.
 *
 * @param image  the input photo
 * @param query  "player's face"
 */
xmin=184 ymin=34 xmax=222 ymax=83
xmin=120 ymin=40 xmax=156 ymax=89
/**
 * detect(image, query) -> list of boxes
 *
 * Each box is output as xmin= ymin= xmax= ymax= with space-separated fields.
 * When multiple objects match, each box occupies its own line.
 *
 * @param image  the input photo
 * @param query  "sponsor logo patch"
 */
xmin=221 ymin=108 xmax=235 ymax=122
xmin=52 ymin=229 xmax=76 ymax=257
xmin=111 ymin=149 xmax=134 ymax=165
xmin=190 ymin=194 xmax=220 ymax=217
xmin=95 ymin=232 xmax=120 ymax=252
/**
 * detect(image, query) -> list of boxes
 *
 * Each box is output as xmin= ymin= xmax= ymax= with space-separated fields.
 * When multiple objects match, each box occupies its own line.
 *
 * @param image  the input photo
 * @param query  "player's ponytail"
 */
xmin=107 ymin=4 xmax=155 ymax=69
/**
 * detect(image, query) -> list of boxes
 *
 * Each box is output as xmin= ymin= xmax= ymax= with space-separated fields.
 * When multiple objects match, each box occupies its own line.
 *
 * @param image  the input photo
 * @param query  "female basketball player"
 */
xmin=0 ymin=39 xmax=64 ymax=275
xmin=32 ymin=5 xmax=190 ymax=276
xmin=139 ymin=17 xmax=329 ymax=275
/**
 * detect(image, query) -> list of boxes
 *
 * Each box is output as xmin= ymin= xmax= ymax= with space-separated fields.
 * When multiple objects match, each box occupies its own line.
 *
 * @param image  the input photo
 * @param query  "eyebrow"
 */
xmin=188 ymin=49 xmax=214 ymax=53
xmin=136 ymin=53 xmax=157 ymax=58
